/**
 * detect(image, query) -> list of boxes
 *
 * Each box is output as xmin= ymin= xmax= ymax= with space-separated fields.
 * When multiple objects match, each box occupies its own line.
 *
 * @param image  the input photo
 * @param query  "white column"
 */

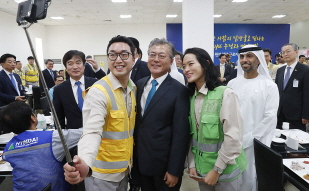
xmin=182 ymin=0 xmax=214 ymax=59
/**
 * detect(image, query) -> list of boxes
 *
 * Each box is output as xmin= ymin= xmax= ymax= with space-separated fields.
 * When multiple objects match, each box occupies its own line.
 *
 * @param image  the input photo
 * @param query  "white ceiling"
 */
xmin=0 ymin=0 xmax=309 ymax=26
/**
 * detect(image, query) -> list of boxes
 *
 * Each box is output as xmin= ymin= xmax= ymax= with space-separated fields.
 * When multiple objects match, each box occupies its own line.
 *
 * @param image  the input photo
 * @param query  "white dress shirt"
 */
xmin=141 ymin=73 xmax=168 ymax=115
xmin=70 ymin=75 xmax=85 ymax=104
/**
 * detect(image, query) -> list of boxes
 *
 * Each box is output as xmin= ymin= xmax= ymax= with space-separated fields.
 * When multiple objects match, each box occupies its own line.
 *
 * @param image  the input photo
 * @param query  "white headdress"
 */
xmin=236 ymin=44 xmax=271 ymax=80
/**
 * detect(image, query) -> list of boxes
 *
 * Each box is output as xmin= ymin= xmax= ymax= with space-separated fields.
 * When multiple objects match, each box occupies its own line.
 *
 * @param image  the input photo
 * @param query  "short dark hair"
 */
xmin=16 ymin=61 xmax=21 ymax=64
xmin=0 ymin=102 xmax=34 ymax=134
xmin=225 ymin=54 xmax=231 ymax=58
xmin=128 ymin=37 xmax=140 ymax=50
xmin=183 ymin=48 xmax=221 ymax=94
xmin=86 ymin=55 xmax=92 ymax=59
xmin=299 ymin=55 xmax=305 ymax=59
xmin=27 ymin=56 xmax=34 ymax=60
xmin=275 ymin=53 xmax=281 ymax=58
xmin=174 ymin=50 xmax=183 ymax=57
xmin=59 ymin=69 xmax=64 ymax=73
xmin=106 ymin=35 xmax=135 ymax=57
xmin=0 ymin=54 xmax=16 ymax=64
xmin=54 ymin=75 xmax=64 ymax=82
xmin=62 ymin=50 xmax=86 ymax=68
xmin=219 ymin=53 xmax=226 ymax=59
xmin=45 ymin=59 xmax=54 ymax=64
xmin=263 ymin=48 xmax=272 ymax=55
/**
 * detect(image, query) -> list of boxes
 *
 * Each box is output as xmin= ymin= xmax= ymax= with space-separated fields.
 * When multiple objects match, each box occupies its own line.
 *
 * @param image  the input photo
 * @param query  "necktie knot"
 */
xmin=75 ymin=81 xmax=81 ymax=86
xmin=151 ymin=79 xmax=158 ymax=87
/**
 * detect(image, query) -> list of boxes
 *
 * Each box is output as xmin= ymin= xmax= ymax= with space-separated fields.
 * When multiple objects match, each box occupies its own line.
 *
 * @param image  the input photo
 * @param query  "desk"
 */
xmin=0 ymin=151 xmax=12 ymax=177
xmin=283 ymin=158 xmax=309 ymax=191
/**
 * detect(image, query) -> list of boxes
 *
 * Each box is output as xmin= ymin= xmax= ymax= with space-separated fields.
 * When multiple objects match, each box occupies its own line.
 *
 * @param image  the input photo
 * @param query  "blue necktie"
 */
xmin=9 ymin=73 xmax=18 ymax=93
xmin=283 ymin=66 xmax=291 ymax=90
xmin=145 ymin=79 xmax=158 ymax=110
xmin=49 ymin=70 xmax=54 ymax=80
xmin=75 ymin=81 xmax=84 ymax=111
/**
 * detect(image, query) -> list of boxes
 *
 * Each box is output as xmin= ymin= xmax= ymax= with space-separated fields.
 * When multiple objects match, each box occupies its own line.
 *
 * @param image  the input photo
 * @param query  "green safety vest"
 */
xmin=189 ymin=86 xmax=247 ymax=182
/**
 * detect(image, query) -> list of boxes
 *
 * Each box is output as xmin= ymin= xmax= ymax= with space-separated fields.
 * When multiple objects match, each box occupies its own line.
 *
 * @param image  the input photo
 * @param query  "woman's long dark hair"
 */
xmin=183 ymin=48 xmax=221 ymax=95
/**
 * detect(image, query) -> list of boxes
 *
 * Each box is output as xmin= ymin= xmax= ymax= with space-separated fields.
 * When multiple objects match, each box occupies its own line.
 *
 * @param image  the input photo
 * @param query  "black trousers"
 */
xmin=276 ymin=111 xmax=306 ymax=131
xmin=140 ymin=173 xmax=182 ymax=191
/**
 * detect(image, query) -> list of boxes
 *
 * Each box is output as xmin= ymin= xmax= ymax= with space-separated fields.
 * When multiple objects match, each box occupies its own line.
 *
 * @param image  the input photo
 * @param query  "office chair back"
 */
xmin=254 ymin=138 xmax=285 ymax=191
xmin=32 ymin=86 xmax=42 ymax=110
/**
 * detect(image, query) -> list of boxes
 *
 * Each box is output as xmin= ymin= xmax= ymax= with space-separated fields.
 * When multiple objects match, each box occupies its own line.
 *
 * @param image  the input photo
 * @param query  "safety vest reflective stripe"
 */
xmin=25 ymin=74 xmax=37 ymax=76
xmin=102 ymin=129 xmax=134 ymax=139
xmin=94 ymin=80 xmax=117 ymax=110
xmin=3 ymin=143 xmax=50 ymax=156
xmin=200 ymin=167 xmax=241 ymax=181
xmin=192 ymin=139 xmax=223 ymax=153
xmin=93 ymin=160 xmax=128 ymax=170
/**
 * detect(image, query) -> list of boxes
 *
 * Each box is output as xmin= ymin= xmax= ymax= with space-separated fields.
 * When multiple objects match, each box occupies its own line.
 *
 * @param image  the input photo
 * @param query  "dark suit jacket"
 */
xmin=130 ymin=59 xmax=151 ymax=84
xmin=275 ymin=62 xmax=309 ymax=120
xmin=39 ymin=69 xmax=57 ymax=94
xmin=53 ymin=76 xmax=97 ymax=129
xmin=0 ymin=70 xmax=25 ymax=107
xmin=134 ymin=74 xmax=190 ymax=177
xmin=216 ymin=63 xmax=233 ymax=84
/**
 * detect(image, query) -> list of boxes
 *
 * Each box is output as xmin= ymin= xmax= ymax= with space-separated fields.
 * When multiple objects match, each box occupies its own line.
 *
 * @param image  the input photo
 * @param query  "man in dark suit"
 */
xmin=216 ymin=54 xmax=232 ymax=85
xmin=39 ymin=59 xmax=57 ymax=94
xmin=276 ymin=43 xmax=309 ymax=131
xmin=134 ymin=38 xmax=190 ymax=191
xmin=0 ymin=53 xmax=26 ymax=107
xmin=53 ymin=50 xmax=97 ymax=129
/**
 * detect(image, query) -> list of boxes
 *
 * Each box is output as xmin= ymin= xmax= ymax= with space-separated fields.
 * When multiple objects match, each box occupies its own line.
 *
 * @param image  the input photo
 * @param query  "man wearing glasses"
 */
xmin=276 ymin=43 xmax=309 ymax=131
xmin=64 ymin=35 xmax=136 ymax=191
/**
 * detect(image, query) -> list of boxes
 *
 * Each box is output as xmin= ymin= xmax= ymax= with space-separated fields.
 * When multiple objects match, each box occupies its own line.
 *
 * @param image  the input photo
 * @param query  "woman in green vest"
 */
xmin=182 ymin=48 xmax=247 ymax=191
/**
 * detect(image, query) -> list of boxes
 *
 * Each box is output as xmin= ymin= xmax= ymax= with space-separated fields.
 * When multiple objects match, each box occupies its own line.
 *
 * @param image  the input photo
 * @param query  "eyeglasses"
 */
xmin=281 ymin=50 xmax=293 ymax=55
xmin=149 ymin=53 xmax=167 ymax=60
xmin=108 ymin=52 xmax=131 ymax=61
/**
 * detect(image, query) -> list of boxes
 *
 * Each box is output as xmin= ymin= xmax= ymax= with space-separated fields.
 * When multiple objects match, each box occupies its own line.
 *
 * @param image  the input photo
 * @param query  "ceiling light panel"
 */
xmin=120 ymin=15 xmax=131 ymax=18
xmin=272 ymin=15 xmax=286 ymax=18
xmin=166 ymin=15 xmax=177 ymax=18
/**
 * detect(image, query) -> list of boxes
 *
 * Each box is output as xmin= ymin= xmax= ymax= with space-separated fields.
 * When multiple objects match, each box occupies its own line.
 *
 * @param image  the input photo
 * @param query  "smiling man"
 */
xmin=132 ymin=38 xmax=190 ymax=191
xmin=63 ymin=35 xmax=137 ymax=191
xmin=227 ymin=45 xmax=279 ymax=191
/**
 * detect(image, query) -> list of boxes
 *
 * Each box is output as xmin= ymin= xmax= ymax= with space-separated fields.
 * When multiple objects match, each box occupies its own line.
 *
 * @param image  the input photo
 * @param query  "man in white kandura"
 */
xmin=227 ymin=45 xmax=279 ymax=191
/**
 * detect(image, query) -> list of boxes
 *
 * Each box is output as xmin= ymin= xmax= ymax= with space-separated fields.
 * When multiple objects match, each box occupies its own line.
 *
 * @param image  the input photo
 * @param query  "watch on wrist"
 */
xmin=213 ymin=166 xmax=224 ymax=174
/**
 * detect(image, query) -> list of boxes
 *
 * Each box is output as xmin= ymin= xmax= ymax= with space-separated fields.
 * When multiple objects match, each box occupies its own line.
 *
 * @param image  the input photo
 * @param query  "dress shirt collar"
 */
xmin=286 ymin=60 xmax=297 ymax=70
xmin=220 ymin=63 xmax=225 ymax=66
xmin=148 ymin=72 xmax=168 ymax=86
xmin=70 ymin=75 xmax=85 ymax=87
xmin=195 ymin=83 xmax=208 ymax=96
xmin=107 ymin=73 xmax=135 ymax=93
xmin=3 ymin=69 xmax=13 ymax=76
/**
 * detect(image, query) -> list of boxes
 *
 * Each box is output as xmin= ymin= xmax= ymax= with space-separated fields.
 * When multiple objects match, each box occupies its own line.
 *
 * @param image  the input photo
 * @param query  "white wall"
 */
xmin=290 ymin=19 xmax=309 ymax=50
xmin=45 ymin=24 xmax=166 ymax=70
xmin=0 ymin=11 xmax=47 ymax=68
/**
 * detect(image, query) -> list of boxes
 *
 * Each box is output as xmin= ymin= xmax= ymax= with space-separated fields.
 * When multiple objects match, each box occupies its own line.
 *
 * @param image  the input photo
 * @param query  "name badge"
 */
xmin=293 ymin=79 xmax=299 ymax=87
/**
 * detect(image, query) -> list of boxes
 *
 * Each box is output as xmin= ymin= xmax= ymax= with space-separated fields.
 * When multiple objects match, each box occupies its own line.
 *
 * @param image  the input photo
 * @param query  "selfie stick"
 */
xmin=21 ymin=22 xmax=73 ymax=166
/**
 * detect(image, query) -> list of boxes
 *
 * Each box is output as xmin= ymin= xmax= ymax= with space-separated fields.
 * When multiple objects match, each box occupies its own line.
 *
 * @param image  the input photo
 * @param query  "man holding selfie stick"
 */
xmin=0 ymin=53 xmax=26 ymax=107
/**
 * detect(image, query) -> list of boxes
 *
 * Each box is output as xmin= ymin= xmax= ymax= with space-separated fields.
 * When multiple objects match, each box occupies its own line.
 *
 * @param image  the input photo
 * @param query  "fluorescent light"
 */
xmin=50 ymin=17 xmax=64 ymax=20
xmin=214 ymin=15 xmax=222 ymax=18
xmin=120 ymin=15 xmax=131 ymax=18
xmin=166 ymin=15 xmax=177 ymax=18
xmin=173 ymin=0 xmax=182 ymax=2
xmin=14 ymin=0 xmax=26 ymax=3
xmin=232 ymin=0 xmax=248 ymax=2
xmin=112 ymin=0 xmax=127 ymax=2
xmin=272 ymin=15 xmax=286 ymax=18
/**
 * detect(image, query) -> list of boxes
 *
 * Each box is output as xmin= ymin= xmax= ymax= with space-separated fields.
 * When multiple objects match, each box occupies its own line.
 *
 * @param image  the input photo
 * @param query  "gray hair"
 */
xmin=147 ymin=38 xmax=175 ymax=59
xmin=282 ymin=43 xmax=299 ymax=51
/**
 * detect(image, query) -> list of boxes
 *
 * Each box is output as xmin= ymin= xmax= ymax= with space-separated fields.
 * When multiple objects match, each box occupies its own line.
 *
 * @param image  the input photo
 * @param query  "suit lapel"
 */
xmin=138 ymin=76 xmax=149 ymax=115
xmin=285 ymin=63 xmax=300 ymax=90
xmin=1 ymin=71 xmax=18 ymax=94
xmin=278 ymin=65 xmax=286 ymax=91
xmin=131 ymin=60 xmax=140 ymax=82
xmin=143 ymin=75 xmax=172 ymax=118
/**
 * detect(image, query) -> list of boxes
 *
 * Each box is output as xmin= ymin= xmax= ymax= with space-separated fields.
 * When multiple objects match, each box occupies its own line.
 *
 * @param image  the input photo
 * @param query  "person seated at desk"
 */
xmin=48 ymin=75 xmax=64 ymax=101
xmin=1 ymin=102 xmax=82 ymax=191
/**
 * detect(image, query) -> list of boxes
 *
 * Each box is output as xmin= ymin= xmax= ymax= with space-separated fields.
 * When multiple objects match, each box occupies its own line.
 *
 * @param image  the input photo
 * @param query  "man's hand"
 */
xmin=86 ymin=59 xmax=99 ymax=70
xmin=16 ymin=96 xmax=26 ymax=102
xmin=203 ymin=169 xmax=220 ymax=186
xmin=219 ymin=78 xmax=225 ymax=82
xmin=302 ymin=118 xmax=309 ymax=124
xmin=63 ymin=155 xmax=89 ymax=184
xmin=189 ymin=167 xmax=204 ymax=182
xmin=164 ymin=172 xmax=179 ymax=187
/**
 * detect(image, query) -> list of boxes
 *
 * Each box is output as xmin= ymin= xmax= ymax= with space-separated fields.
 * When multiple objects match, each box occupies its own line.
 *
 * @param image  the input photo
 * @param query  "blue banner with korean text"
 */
xmin=166 ymin=24 xmax=290 ymax=65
